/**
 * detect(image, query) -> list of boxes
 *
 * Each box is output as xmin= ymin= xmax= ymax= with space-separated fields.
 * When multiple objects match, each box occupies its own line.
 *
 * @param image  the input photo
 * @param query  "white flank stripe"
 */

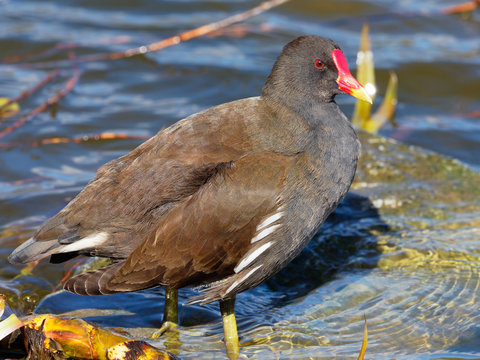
xmin=257 ymin=211 xmax=283 ymax=231
xmin=234 ymin=241 xmax=273 ymax=273
xmin=226 ymin=265 xmax=262 ymax=295
xmin=58 ymin=232 xmax=109 ymax=253
xmin=251 ymin=224 xmax=281 ymax=244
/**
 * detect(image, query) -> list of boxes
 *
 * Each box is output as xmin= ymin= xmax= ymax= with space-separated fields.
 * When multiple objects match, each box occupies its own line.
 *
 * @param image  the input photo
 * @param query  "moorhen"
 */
xmin=9 ymin=35 xmax=371 ymax=359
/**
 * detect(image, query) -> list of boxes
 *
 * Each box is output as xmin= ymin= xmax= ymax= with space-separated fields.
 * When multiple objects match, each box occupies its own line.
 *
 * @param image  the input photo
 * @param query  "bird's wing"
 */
xmin=64 ymin=152 xmax=294 ymax=298
xmin=9 ymin=97 xmax=263 ymax=264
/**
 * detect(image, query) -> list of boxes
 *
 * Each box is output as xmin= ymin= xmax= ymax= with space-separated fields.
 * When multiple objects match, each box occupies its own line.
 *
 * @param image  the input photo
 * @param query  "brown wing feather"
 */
xmin=13 ymin=98 xmax=262 ymax=264
xmin=104 ymin=153 xmax=292 ymax=293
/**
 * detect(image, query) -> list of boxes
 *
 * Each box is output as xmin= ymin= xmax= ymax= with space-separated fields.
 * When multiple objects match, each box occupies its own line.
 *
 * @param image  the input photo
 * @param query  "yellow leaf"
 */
xmin=0 ymin=294 xmax=5 ymax=318
xmin=107 ymin=340 xmax=175 ymax=360
xmin=0 ymin=313 xmax=24 ymax=341
xmin=0 ymin=98 xmax=20 ymax=118
xmin=24 ymin=314 xmax=176 ymax=359
xmin=357 ymin=316 xmax=368 ymax=360
xmin=352 ymin=23 xmax=376 ymax=129
xmin=26 ymin=314 xmax=126 ymax=359
xmin=366 ymin=71 xmax=398 ymax=133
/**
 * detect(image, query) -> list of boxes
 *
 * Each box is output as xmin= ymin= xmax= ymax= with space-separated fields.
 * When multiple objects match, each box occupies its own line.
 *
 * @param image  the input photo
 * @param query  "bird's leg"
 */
xmin=220 ymin=296 xmax=240 ymax=360
xmin=152 ymin=287 xmax=178 ymax=338
xmin=163 ymin=286 xmax=179 ymax=326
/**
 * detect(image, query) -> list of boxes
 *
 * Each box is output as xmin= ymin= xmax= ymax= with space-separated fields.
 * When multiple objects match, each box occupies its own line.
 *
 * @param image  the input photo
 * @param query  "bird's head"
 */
xmin=263 ymin=35 xmax=372 ymax=105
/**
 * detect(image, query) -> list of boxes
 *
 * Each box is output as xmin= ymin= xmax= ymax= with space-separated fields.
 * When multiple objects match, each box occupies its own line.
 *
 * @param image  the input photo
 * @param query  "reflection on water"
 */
xmin=1 ymin=0 xmax=480 ymax=359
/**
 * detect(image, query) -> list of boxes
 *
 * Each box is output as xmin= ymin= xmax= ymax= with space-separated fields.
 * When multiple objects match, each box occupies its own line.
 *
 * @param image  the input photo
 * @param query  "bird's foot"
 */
xmin=152 ymin=321 xmax=178 ymax=339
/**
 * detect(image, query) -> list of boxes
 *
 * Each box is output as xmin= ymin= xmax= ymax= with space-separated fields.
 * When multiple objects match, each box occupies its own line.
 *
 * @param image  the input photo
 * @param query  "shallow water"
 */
xmin=0 ymin=0 xmax=479 ymax=359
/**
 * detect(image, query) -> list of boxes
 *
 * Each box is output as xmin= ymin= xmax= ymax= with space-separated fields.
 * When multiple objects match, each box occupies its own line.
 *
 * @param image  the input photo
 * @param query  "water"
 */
xmin=1 ymin=0 xmax=480 ymax=359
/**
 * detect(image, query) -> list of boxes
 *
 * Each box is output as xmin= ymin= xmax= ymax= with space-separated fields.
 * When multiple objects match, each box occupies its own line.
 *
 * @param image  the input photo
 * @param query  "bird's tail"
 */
xmin=63 ymin=261 xmax=126 ymax=295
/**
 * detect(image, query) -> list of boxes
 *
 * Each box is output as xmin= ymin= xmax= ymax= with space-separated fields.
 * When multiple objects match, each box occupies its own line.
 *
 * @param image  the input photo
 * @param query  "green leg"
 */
xmin=152 ymin=287 xmax=178 ymax=338
xmin=163 ymin=287 xmax=178 ymax=324
xmin=220 ymin=296 xmax=240 ymax=360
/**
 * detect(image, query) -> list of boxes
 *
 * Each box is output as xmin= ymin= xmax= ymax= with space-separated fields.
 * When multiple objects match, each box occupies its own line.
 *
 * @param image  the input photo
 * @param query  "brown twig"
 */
xmin=0 ymin=132 xmax=150 ymax=148
xmin=206 ymin=23 xmax=275 ymax=39
xmin=0 ymin=70 xmax=59 ymax=114
xmin=1 ymin=44 xmax=78 ymax=65
xmin=6 ymin=175 xmax=47 ymax=186
xmin=462 ymin=110 xmax=480 ymax=118
xmin=13 ymin=0 xmax=291 ymax=69
xmin=109 ymin=0 xmax=290 ymax=57
xmin=0 ymin=57 xmax=81 ymax=140
xmin=442 ymin=0 xmax=479 ymax=14
xmin=0 ymin=36 xmax=132 ymax=64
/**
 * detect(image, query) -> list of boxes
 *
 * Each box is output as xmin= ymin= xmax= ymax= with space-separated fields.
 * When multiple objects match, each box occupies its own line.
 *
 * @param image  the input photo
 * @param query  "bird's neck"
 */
xmin=257 ymin=95 xmax=355 ymax=155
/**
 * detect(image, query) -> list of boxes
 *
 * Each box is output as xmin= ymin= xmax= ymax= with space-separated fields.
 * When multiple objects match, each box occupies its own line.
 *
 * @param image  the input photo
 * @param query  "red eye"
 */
xmin=315 ymin=59 xmax=325 ymax=69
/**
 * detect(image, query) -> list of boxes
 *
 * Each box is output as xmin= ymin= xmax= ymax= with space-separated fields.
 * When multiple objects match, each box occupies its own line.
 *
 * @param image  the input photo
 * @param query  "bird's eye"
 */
xmin=314 ymin=59 xmax=325 ymax=69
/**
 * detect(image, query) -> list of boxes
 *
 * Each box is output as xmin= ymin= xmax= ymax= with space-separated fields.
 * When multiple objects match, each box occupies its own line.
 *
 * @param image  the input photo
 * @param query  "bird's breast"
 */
xmin=281 ymin=127 xmax=359 ymax=253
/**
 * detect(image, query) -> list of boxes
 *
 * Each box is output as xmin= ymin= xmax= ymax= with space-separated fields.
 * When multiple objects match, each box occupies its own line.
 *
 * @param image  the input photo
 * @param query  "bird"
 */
xmin=9 ymin=35 xmax=371 ymax=359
